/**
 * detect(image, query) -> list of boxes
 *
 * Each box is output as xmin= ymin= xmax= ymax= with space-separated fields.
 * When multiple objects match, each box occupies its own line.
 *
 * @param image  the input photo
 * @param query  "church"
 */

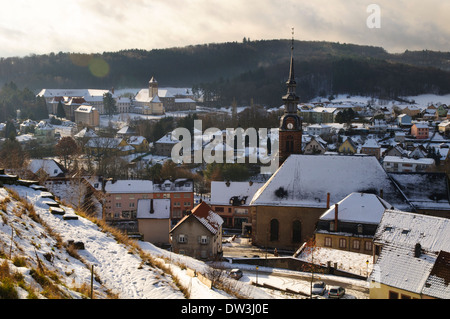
xmin=250 ymin=40 xmax=412 ymax=252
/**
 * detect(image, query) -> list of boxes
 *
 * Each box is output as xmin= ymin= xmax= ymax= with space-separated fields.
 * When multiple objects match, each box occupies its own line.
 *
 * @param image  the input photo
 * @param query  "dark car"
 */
xmin=229 ymin=269 xmax=243 ymax=280
xmin=328 ymin=286 xmax=345 ymax=299
xmin=311 ymin=281 xmax=326 ymax=295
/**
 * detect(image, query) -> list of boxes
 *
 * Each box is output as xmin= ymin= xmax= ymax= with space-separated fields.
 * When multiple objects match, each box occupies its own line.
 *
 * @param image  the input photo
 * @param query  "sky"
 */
xmin=0 ymin=0 xmax=449 ymax=58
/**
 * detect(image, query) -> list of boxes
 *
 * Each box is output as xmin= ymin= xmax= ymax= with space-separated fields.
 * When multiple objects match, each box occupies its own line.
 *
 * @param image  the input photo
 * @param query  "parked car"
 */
xmin=229 ymin=269 xmax=243 ymax=280
xmin=311 ymin=281 xmax=326 ymax=295
xmin=328 ymin=286 xmax=345 ymax=299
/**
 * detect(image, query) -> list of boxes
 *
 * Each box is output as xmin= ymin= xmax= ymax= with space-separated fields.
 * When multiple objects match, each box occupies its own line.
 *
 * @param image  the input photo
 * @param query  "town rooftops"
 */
xmin=371 ymin=210 xmax=450 ymax=298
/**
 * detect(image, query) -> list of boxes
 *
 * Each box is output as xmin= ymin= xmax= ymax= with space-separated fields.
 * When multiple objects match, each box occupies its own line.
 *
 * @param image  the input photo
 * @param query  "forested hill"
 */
xmin=1 ymin=39 xmax=449 ymax=106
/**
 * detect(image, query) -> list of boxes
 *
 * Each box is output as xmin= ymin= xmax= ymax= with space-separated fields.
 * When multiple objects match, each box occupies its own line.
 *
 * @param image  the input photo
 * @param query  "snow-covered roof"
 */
xmin=319 ymin=192 xmax=394 ymax=224
xmin=171 ymin=201 xmax=223 ymax=235
xmin=250 ymin=155 xmax=410 ymax=210
xmin=74 ymin=127 xmax=98 ymax=138
xmin=362 ymin=139 xmax=380 ymax=149
xmin=104 ymin=180 xmax=153 ymax=194
xmin=155 ymin=133 xmax=179 ymax=144
xmin=383 ymin=156 xmax=435 ymax=165
xmin=28 ymin=159 xmax=64 ymax=177
xmin=371 ymin=210 xmax=450 ymax=298
xmin=75 ymin=105 xmax=96 ymax=113
xmin=136 ymin=199 xmax=170 ymax=219
xmin=127 ymin=136 xmax=147 ymax=145
xmin=210 ymin=181 xmax=265 ymax=206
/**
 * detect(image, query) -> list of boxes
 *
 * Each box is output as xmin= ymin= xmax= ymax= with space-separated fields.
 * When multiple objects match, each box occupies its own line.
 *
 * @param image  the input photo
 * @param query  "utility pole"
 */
xmin=90 ymin=264 xmax=94 ymax=299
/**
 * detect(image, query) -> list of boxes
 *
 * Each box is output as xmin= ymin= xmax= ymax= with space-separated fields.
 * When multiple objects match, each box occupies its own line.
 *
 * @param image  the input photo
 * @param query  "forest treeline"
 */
xmin=1 ymin=39 xmax=449 ymax=107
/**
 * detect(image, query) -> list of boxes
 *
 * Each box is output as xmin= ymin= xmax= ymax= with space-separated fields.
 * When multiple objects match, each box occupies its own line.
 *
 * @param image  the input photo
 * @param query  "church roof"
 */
xmin=250 ymin=154 xmax=410 ymax=210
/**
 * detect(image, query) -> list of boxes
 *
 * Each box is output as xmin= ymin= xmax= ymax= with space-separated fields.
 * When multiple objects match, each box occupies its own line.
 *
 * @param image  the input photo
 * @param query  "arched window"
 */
xmin=292 ymin=220 xmax=302 ymax=243
xmin=270 ymin=219 xmax=279 ymax=241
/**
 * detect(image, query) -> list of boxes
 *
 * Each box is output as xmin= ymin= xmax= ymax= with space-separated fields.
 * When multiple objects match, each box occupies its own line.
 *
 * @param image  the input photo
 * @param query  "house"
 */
xmin=170 ymin=201 xmax=223 ymax=260
xmin=305 ymin=124 xmax=332 ymax=136
xmin=299 ymin=107 xmax=337 ymax=123
xmin=315 ymin=192 xmax=394 ymax=255
xmin=27 ymin=159 xmax=66 ymax=180
xmin=388 ymin=172 xmax=450 ymax=218
xmin=103 ymin=179 xmax=154 ymax=231
xmin=438 ymin=120 xmax=450 ymax=136
xmin=154 ymin=133 xmax=179 ymax=157
xmin=74 ymin=105 xmax=99 ymax=128
xmin=137 ymin=198 xmax=171 ymax=245
xmin=369 ymin=210 xmax=450 ymax=299
xmin=153 ymin=178 xmax=194 ymax=226
xmin=209 ymin=181 xmax=264 ymax=233
xmin=250 ymin=155 xmax=411 ymax=251
xmin=127 ymin=136 xmax=149 ymax=153
xmin=303 ymin=136 xmax=327 ymax=155
xmin=411 ymin=123 xmax=429 ymax=139
xmin=85 ymin=137 xmax=131 ymax=156
xmin=360 ymin=138 xmax=381 ymax=159
xmin=397 ymin=114 xmax=412 ymax=126
xmin=382 ymin=156 xmax=435 ymax=173
xmin=34 ymin=121 xmax=55 ymax=141
xmin=338 ymin=137 xmax=358 ymax=155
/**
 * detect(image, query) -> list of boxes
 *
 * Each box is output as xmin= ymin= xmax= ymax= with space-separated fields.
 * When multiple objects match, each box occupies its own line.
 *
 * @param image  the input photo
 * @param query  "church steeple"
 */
xmin=278 ymin=28 xmax=303 ymax=164
xmin=283 ymin=29 xmax=300 ymax=114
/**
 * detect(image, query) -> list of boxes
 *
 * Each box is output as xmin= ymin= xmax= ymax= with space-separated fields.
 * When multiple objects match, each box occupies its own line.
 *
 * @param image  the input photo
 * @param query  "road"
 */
xmin=222 ymin=236 xmax=370 ymax=299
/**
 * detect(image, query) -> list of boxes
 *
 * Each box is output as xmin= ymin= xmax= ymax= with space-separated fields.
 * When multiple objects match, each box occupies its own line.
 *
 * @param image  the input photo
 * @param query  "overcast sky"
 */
xmin=0 ymin=0 xmax=449 ymax=58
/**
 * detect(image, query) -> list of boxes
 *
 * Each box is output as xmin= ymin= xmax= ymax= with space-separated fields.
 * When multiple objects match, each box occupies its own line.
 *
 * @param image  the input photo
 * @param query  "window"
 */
xmin=364 ymin=241 xmax=373 ymax=252
xmin=115 ymin=203 xmax=121 ymax=208
xmin=292 ymin=220 xmax=302 ymax=243
xmin=357 ymin=224 xmax=363 ymax=234
xmin=199 ymin=236 xmax=209 ymax=245
xmin=122 ymin=211 xmax=130 ymax=218
xmin=352 ymin=239 xmax=361 ymax=250
xmin=129 ymin=202 xmax=135 ymax=208
xmin=178 ymin=234 xmax=187 ymax=243
xmin=324 ymin=237 xmax=332 ymax=247
xmin=115 ymin=195 xmax=122 ymax=200
xmin=339 ymin=238 xmax=347 ymax=249
xmin=215 ymin=207 xmax=224 ymax=212
xmin=388 ymin=291 xmax=399 ymax=299
xmin=128 ymin=195 xmax=135 ymax=200
xmin=270 ymin=219 xmax=279 ymax=241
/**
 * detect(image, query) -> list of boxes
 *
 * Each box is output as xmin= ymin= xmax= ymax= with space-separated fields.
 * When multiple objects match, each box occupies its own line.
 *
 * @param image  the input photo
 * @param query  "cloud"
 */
xmin=0 ymin=0 xmax=448 ymax=57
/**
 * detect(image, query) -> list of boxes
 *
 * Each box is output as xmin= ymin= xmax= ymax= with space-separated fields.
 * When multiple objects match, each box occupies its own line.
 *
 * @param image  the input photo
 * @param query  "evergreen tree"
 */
xmin=56 ymin=101 xmax=66 ymax=118
xmin=103 ymin=92 xmax=116 ymax=117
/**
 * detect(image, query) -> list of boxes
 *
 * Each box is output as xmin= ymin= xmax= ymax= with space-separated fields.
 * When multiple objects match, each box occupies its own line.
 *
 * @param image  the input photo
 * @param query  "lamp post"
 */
xmin=256 ymin=266 xmax=259 ymax=285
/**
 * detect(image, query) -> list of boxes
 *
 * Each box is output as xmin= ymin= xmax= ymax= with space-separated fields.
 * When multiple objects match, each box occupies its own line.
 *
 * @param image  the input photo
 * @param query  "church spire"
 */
xmin=278 ymin=28 xmax=303 ymax=164
xmin=283 ymin=28 xmax=299 ymax=114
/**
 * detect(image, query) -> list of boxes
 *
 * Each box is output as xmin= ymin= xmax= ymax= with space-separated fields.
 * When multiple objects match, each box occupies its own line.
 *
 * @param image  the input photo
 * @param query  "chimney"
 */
xmin=414 ymin=243 xmax=422 ymax=258
xmin=379 ymin=189 xmax=383 ymax=199
xmin=327 ymin=193 xmax=330 ymax=209
xmin=334 ymin=204 xmax=339 ymax=232
xmin=150 ymin=199 xmax=154 ymax=214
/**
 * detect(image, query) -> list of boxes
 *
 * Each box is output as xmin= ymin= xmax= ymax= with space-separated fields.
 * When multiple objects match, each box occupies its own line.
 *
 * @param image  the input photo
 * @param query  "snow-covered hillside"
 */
xmin=0 ymin=183 xmax=274 ymax=299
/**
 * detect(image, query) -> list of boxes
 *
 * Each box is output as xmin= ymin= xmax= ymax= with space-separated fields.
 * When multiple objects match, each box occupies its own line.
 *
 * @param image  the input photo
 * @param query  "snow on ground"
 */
xmin=1 ymin=183 xmax=370 ymax=299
